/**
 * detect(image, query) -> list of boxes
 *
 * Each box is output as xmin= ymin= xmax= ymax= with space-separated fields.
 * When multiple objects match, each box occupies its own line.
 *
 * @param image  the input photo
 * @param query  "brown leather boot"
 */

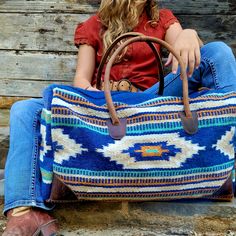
xmin=3 ymin=208 xmax=59 ymax=236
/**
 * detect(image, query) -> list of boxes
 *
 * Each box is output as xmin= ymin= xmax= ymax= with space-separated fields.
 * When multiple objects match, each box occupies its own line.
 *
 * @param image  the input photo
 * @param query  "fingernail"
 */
xmin=173 ymin=70 xmax=177 ymax=74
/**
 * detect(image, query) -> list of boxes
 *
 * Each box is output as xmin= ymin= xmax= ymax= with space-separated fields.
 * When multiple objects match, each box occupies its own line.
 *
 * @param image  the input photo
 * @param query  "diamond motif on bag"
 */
xmin=97 ymin=132 xmax=205 ymax=169
xmin=135 ymin=145 xmax=169 ymax=157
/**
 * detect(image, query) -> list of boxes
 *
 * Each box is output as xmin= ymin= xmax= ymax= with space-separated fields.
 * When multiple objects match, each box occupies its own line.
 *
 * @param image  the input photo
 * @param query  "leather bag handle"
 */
xmin=104 ymin=35 xmax=198 ymax=138
xmin=96 ymin=32 xmax=165 ymax=95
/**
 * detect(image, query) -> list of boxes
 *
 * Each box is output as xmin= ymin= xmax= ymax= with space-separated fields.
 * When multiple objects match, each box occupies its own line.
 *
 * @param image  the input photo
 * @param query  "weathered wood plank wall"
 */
xmin=0 ymin=0 xmax=236 ymax=166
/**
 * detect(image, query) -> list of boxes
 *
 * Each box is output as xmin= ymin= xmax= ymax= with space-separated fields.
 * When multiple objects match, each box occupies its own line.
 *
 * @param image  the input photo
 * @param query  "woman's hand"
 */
xmin=165 ymin=29 xmax=203 ymax=77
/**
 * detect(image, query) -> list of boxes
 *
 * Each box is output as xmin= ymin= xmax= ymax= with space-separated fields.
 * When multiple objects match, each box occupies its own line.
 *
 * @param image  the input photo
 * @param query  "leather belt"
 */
xmin=98 ymin=79 xmax=139 ymax=92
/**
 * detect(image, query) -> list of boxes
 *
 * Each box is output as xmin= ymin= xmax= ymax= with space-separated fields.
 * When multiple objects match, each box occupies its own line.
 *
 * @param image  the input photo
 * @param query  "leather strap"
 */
xmin=96 ymin=32 xmax=165 ymax=95
xmin=104 ymin=35 xmax=198 ymax=136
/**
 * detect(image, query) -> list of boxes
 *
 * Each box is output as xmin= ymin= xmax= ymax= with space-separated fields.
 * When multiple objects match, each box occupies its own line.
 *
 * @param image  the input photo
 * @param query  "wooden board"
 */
xmin=0 ymin=50 xmax=74 ymax=97
xmin=0 ymin=51 xmax=76 ymax=82
xmin=0 ymin=110 xmax=9 ymax=127
xmin=0 ymin=80 xmax=71 ymax=97
xmin=0 ymin=110 xmax=9 ymax=168
xmin=0 ymin=0 xmax=235 ymax=15
xmin=0 ymin=13 xmax=89 ymax=52
xmin=0 ymin=13 xmax=235 ymax=53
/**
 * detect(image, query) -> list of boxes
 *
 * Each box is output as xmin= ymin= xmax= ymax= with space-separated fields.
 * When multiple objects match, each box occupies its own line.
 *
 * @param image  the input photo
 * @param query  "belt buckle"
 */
xmin=117 ymin=79 xmax=132 ymax=92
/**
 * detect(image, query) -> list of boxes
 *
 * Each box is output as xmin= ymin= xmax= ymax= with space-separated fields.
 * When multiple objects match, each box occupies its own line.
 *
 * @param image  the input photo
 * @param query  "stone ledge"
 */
xmin=135 ymin=200 xmax=236 ymax=218
xmin=0 ymin=200 xmax=236 ymax=235
xmin=53 ymin=200 xmax=236 ymax=235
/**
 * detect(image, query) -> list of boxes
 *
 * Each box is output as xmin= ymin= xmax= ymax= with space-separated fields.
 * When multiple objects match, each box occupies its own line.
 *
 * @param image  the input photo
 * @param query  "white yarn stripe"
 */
xmin=71 ymin=179 xmax=225 ymax=193
xmin=39 ymin=124 xmax=52 ymax=162
xmin=42 ymin=109 xmax=51 ymax=115
xmin=52 ymin=113 xmax=236 ymax=129
xmin=53 ymin=88 xmax=236 ymax=107
xmin=52 ymin=97 xmax=236 ymax=120
xmin=42 ymin=179 xmax=52 ymax=184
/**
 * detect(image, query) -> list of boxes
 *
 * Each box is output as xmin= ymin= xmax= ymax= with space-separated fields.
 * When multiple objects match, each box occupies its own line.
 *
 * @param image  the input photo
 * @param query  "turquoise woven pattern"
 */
xmin=40 ymin=85 xmax=236 ymax=201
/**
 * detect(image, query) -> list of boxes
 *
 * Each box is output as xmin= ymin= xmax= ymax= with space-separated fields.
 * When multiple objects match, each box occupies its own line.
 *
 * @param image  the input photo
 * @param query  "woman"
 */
xmin=3 ymin=0 xmax=236 ymax=235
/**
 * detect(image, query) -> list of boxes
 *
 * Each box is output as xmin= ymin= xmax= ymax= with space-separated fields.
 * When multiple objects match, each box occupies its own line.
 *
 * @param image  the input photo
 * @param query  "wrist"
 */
xmin=185 ymin=29 xmax=203 ymax=46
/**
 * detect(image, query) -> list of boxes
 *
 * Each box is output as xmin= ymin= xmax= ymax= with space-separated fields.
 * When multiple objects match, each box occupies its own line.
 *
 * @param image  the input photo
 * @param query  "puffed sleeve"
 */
xmin=159 ymin=9 xmax=180 ymax=31
xmin=74 ymin=14 xmax=101 ymax=50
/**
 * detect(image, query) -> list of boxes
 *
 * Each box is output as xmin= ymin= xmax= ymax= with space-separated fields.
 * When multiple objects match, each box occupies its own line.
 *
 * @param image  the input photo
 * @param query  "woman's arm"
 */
xmin=73 ymin=44 xmax=99 ymax=91
xmin=164 ymin=22 xmax=202 ymax=77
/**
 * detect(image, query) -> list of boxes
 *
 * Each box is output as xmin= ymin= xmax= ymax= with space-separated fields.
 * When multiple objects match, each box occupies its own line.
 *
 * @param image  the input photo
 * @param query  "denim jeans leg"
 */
xmin=4 ymin=98 xmax=54 ymax=215
xmin=145 ymin=41 xmax=236 ymax=96
xmin=195 ymin=42 xmax=236 ymax=92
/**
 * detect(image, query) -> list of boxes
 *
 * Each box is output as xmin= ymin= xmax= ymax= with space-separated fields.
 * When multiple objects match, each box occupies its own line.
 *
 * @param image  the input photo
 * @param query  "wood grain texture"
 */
xmin=0 ymin=0 xmax=235 ymax=14
xmin=0 ymin=79 xmax=71 ymax=97
xmin=0 ymin=13 xmax=89 ymax=52
xmin=0 ymin=13 xmax=236 ymax=53
xmin=0 ymin=110 xmax=9 ymax=168
xmin=0 ymin=51 xmax=76 ymax=82
xmin=0 ymin=110 xmax=9 ymax=127
xmin=0 ymin=50 xmax=74 ymax=96
xmin=0 ymin=126 xmax=9 ymax=169
xmin=0 ymin=97 xmax=29 ymax=109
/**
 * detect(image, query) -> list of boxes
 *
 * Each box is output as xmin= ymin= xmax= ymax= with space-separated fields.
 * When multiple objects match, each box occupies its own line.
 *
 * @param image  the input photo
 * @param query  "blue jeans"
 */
xmin=145 ymin=42 xmax=236 ymax=95
xmin=4 ymin=42 xmax=236 ymax=214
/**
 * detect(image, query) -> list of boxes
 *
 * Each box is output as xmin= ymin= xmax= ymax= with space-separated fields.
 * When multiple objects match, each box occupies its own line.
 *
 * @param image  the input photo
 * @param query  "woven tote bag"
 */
xmin=39 ymin=35 xmax=236 ymax=202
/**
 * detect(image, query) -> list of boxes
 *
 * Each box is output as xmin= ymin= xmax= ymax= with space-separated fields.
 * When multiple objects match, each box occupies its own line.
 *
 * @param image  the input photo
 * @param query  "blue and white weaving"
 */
xmin=40 ymin=85 xmax=236 ymax=201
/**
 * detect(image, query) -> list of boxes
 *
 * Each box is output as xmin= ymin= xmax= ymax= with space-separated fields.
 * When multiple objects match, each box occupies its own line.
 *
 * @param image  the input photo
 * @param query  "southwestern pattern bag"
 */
xmin=39 ymin=35 xmax=236 ymax=202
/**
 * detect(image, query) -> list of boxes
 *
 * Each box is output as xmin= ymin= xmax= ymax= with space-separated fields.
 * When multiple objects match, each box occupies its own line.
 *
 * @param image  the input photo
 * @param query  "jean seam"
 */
xmin=163 ymin=72 xmax=181 ymax=89
xmin=202 ymin=57 xmax=220 ymax=89
xmin=30 ymin=109 xmax=42 ymax=199
xmin=3 ymin=200 xmax=54 ymax=215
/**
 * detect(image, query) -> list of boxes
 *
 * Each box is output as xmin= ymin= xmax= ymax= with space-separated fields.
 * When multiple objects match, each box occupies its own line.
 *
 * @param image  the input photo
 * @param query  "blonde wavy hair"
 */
xmin=98 ymin=0 xmax=159 ymax=55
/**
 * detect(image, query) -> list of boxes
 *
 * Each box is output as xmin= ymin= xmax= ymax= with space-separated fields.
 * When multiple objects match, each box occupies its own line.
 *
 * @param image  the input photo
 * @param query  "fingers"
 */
xmin=172 ymin=49 xmax=188 ymax=76
xmin=195 ymin=47 xmax=201 ymax=69
xmin=165 ymin=53 xmax=173 ymax=67
xmin=188 ymin=50 xmax=195 ymax=77
xmin=175 ymin=48 xmax=200 ymax=78
xmin=181 ymin=50 xmax=189 ymax=72
xmin=188 ymin=47 xmax=201 ymax=77
xmin=167 ymin=48 xmax=201 ymax=77
xmin=168 ymin=29 xmax=202 ymax=77
xmin=171 ymin=49 xmax=180 ymax=74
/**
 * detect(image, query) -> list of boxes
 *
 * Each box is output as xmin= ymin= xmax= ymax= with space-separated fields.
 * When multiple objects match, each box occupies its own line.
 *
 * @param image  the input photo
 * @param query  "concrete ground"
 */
xmin=0 ymin=199 xmax=236 ymax=235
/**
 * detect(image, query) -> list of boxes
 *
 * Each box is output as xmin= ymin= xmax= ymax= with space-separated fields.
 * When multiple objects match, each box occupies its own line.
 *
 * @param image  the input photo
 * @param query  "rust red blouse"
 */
xmin=74 ymin=9 xmax=179 ymax=90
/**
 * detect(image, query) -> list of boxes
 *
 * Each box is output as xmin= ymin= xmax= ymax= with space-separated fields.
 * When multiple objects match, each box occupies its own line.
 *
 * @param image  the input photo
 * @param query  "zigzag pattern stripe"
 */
xmin=53 ymin=161 xmax=234 ymax=177
xmin=55 ymin=171 xmax=230 ymax=187
xmin=51 ymin=106 xmax=236 ymax=123
xmin=49 ymin=117 xmax=236 ymax=135
xmin=53 ymin=88 xmax=236 ymax=108
xmin=51 ymin=97 xmax=236 ymax=119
